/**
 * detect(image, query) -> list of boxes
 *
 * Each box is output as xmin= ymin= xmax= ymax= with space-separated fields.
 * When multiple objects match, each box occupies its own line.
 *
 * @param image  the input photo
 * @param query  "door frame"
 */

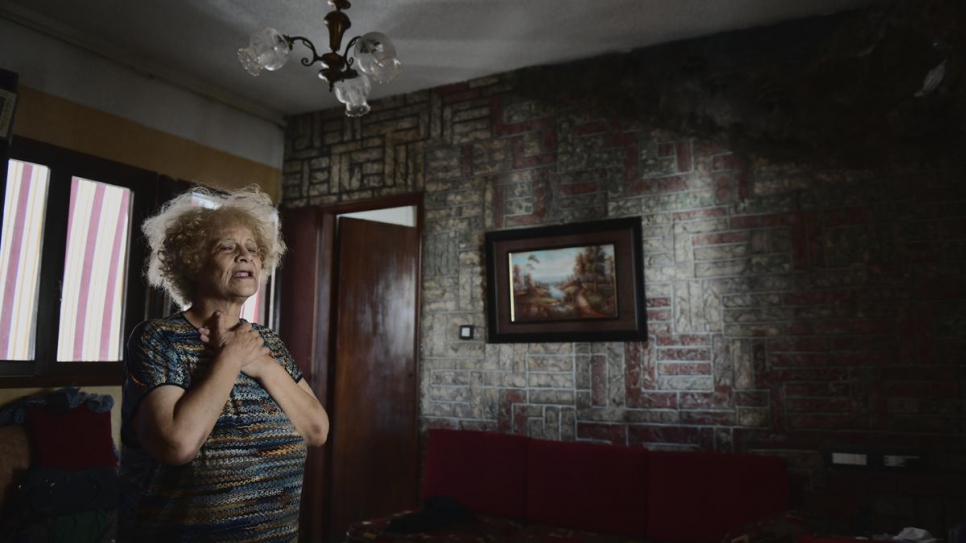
xmin=278 ymin=192 xmax=424 ymax=543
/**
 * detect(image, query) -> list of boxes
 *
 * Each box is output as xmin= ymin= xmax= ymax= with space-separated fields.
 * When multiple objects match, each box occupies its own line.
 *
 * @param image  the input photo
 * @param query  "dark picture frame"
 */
xmin=485 ymin=217 xmax=646 ymax=343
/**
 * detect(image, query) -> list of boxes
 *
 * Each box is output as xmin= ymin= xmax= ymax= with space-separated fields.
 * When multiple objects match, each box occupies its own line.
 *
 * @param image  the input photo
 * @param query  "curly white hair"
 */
xmin=141 ymin=185 xmax=286 ymax=307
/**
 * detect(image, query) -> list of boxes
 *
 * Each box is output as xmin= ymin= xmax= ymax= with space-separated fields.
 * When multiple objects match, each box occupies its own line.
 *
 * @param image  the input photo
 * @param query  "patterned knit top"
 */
xmin=119 ymin=313 xmax=307 ymax=543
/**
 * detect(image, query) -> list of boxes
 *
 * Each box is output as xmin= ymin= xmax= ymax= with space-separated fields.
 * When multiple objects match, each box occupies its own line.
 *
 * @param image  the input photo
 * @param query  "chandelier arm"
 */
xmin=343 ymin=36 xmax=361 ymax=68
xmin=284 ymin=35 xmax=327 ymax=67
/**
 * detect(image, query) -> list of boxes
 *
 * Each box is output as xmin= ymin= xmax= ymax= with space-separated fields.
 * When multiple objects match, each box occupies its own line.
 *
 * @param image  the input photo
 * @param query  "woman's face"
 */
xmin=194 ymin=224 xmax=262 ymax=304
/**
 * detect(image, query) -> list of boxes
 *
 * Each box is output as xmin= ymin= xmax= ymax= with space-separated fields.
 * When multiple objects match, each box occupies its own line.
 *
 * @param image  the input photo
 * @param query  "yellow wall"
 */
xmin=12 ymin=86 xmax=282 ymax=201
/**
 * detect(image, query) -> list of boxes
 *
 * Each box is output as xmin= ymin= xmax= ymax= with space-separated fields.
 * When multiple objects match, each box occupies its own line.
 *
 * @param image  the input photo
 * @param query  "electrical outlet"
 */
xmin=831 ymin=452 xmax=868 ymax=466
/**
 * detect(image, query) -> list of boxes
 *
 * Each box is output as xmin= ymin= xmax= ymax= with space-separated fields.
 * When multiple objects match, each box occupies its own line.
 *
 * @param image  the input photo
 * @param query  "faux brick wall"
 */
xmin=281 ymin=7 xmax=966 ymax=485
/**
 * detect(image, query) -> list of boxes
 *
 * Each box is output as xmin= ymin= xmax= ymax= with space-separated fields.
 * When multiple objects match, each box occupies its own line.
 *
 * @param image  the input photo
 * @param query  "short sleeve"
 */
xmin=256 ymin=325 xmax=304 ymax=383
xmin=121 ymin=320 xmax=190 ymax=446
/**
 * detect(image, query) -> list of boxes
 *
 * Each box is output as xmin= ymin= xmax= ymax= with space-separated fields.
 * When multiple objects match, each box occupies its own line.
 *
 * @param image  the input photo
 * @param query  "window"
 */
xmin=0 ymin=138 xmax=153 ymax=384
xmin=57 ymin=177 xmax=133 ymax=361
xmin=1 ymin=139 xmax=280 ymax=385
xmin=0 ymin=160 xmax=49 ymax=360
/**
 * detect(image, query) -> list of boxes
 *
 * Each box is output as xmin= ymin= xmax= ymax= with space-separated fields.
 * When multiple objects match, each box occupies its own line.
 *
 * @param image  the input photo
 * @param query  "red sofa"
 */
xmin=347 ymin=429 xmax=791 ymax=543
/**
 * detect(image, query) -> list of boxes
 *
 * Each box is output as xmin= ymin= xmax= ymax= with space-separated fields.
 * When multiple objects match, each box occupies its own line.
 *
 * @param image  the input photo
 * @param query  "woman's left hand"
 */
xmin=238 ymin=353 xmax=279 ymax=381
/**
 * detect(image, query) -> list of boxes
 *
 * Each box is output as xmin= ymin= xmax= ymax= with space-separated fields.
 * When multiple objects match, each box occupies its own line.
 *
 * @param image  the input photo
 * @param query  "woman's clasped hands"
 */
xmin=198 ymin=311 xmax=274 ymax=380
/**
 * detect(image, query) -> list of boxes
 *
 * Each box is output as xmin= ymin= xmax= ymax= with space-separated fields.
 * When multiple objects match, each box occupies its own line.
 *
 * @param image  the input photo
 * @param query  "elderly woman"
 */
xmin=119 ymin=187 xmax=328 ymax=543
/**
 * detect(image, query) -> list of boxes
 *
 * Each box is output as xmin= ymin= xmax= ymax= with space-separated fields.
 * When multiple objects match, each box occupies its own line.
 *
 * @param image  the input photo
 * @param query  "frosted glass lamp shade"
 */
xmin=353 ymin=32 xmax=402 ymax=84
xmin=238 ymin=28 xmax=291 ymax=76
xmin=334 ymin=73 xmax=372 ymax=117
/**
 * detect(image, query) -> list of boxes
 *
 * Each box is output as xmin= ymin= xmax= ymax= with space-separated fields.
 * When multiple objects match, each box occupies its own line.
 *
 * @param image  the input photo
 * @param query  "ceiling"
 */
xmin=0 ymin=0 xmax=883 ymax=120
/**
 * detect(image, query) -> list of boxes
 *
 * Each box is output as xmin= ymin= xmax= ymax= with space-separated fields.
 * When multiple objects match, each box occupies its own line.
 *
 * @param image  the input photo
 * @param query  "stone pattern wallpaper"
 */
xmin=281 ymin=0 xmax=965 ymax=490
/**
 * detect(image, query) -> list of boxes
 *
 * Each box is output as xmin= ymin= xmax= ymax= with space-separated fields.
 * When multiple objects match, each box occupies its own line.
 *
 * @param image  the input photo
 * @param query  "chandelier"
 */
xmin=238 ymin=0 xmax=402 ymax=117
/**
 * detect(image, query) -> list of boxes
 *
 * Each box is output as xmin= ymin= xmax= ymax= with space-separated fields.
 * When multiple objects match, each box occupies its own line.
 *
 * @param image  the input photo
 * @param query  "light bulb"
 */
xmin=238 ymin=28 xmax=291 ymax=76
xmin=334 ymin=72 xmax=372 ymax=117
xmin=353 ymin=32 xmax=401 ymax=84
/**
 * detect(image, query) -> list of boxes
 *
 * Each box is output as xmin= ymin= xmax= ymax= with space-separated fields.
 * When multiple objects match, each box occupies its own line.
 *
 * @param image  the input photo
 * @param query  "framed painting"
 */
xmin=485 ymin=217 xmax=646 ymax=343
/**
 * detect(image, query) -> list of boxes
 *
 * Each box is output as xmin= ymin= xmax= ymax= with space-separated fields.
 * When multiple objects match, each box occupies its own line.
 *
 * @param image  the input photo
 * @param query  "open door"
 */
xmin=278 ymin=194 xmax=422 ymax=543
xmin=328 ymin=216 xmax=420 ymax=540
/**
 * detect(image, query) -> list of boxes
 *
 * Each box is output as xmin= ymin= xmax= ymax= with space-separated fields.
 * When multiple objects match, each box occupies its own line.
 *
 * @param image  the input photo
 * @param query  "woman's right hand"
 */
xmin=200 ymin=311 xmax=269 ymax=371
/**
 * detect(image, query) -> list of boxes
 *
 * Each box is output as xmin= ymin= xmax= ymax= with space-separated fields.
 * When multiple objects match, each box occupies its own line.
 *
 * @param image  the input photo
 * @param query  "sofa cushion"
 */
xmin=526 ymin=439 xmax=648 ymax=538
xmin=797 ymin=535 xmax=864 ymax=543
xmin=347 ymin=512 xmax=523 ymax=543
xmin=721 ymin=510 xmax=810 ymax=543
xmin=509 ymin=522 xmax=647 ymax=543
xmin=422 ymin=429 xmax=529 ymax=520
xmin=647 ymin=450 xmax=790 ymax=543
xmin=26 ymin=404 xmax=117 ymax=471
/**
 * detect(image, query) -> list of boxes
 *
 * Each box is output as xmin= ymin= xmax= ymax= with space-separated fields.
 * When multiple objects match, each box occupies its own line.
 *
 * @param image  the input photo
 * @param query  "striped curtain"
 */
xmin=57 ymin=177 xmax=132 ymax=361
xmin=0 ymin=160 xmax=50 ymax=360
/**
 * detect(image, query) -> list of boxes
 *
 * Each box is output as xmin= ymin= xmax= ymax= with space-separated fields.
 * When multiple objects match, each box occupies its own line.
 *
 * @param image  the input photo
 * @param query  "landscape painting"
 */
xmin=509 ymin=244 xmax=617 ymax=322
xmin=485 ymin=217 xmax=646 ymax=343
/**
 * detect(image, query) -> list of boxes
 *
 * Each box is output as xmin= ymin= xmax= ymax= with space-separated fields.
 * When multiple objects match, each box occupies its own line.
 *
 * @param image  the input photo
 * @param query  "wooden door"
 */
xmin=327 ymin=216 xmax=420 ymax=541
xmin=278 ymin=206 xmax=329 ymax=541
